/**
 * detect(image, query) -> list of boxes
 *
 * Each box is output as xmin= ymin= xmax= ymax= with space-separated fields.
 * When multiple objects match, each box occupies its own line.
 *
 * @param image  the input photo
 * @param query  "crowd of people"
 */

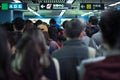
xmin=0 ymin=8 xmax=120 ymax=80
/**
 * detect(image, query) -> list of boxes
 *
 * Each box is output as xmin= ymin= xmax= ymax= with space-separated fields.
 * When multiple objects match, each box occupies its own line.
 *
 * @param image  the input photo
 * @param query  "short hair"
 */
xmin=35 ymin=20 xmax=42 ymax=27
xmin=99 ymin=9 xmax=120 ymax=49
xmin=65 ymin=18 xmax=85 ymax=39
xmin=12 ymin=17 xmax=25 ymax=30
xmin=89 ymin=16 xmax=98 ymax=25
xmin=49 ymin=18 xmax=56 ymax=24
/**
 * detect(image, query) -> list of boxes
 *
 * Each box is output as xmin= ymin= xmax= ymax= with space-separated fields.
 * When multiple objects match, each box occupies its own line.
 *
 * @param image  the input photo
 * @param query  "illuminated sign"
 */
xmin=0 ymin=3 xmax=9 ymax=10
xmin=0 ymin=3 xmax=27 ymax=10
xmin=40 ymin=3 xmax=71 ymax=10
xmin=9 ymin=3 xmax=27 ymax=10
xmin=80 ymin=3 xmax=104 ymax=10
xmin=9 ymin=3 xmax=22 ymax=9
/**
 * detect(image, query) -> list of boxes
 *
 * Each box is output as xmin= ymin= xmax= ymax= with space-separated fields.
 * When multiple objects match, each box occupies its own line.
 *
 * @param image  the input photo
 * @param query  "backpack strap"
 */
xmin=52 ymin=58 xmax=61 ymax=80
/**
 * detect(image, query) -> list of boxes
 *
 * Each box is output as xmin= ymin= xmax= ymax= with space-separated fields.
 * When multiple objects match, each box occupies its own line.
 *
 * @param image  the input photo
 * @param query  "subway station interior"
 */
xmin=0 ymin=0 xmax=120 ymax=80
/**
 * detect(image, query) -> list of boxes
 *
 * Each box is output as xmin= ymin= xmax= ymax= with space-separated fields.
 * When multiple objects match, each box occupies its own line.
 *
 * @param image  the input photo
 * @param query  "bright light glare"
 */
xmin=28 ymin=7 xmax=41 ymax=17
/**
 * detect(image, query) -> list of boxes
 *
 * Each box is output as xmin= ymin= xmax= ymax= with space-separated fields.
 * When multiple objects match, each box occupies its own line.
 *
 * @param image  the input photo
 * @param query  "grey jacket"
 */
xmin=52 ymin=39 xmax=96 ymax=80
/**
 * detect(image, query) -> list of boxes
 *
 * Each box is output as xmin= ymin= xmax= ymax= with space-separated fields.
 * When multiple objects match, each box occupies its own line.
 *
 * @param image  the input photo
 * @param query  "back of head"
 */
xmin=17 ymin=29 xmax=50 ymax=80
xmin=35 ymin=20 xmax=42 ymax=27
xmin=12 ymin=17 xmax=25 ymax=31
xmin=49 ymin=18 xmax=56 ymax=24
xmin=89 ymin=16 xmax=98 ymax=25
xmin=65 ymin=18 xmax=85 ymax=39
xmin=99 ymin=9 xmax=120 ymax=49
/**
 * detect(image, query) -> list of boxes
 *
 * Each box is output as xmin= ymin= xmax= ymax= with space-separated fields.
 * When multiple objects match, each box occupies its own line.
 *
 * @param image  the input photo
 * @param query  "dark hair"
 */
xmin=0 ymin=26 xmax=9 ymax=80
xmin=62 ymin=20 xmax=69 ymax=29
xmin=3 ymin=22 xmax=14 ymax=31
xmin=17 ymin=29 xmax=49 ymax=80
xmin=89 ymin=16 xmax=98 ymax=25
xmin=48 ymin=26 xmax=58 ymax=41
xmin=49 ymin=18 xmax=56 ymax=24
xmin=24 ymin=20 xmax=34 ymax=32
xmin=35 ymin=20 xmax=42 ymax=27
xmin=65 ymin=18 xmax=85 ymax=39
xmin=99 ymin=9 xmax=120 ymax=49
xmin=12 ymin=17 xmax=25 ymax=31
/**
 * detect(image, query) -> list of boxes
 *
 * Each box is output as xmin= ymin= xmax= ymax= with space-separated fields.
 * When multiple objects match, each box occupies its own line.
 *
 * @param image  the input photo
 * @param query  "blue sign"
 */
xmin=9 ymin=3 xmax=23 ymax=9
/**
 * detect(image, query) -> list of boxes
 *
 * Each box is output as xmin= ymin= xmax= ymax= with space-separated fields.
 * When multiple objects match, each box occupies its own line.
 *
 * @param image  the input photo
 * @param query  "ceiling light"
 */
xmin=66 ymin=0 xmax=74 ymax=4
xmin=13 ymin=0 xmax=21 ymax=3
xmin=109 ymin=1 xmax=120 ymax=6
xmin=28 ymin=7 xmax=41 ymax=17
xmin=81 ymin=12 xmax=93 ymax=16
xmin=59 ymin=10 xmax=66 ymax=16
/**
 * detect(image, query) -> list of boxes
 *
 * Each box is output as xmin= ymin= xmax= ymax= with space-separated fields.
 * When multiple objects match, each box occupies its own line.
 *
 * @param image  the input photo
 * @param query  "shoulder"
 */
xmin=81 ymin=56 xmax=105 ymax=66
xmin=78 ymin=56 xmax=105 ymax=80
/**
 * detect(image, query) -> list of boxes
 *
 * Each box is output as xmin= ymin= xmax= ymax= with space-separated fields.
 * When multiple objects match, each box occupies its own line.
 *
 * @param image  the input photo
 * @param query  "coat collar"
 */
xmin=63 ymin=39 xmax=85 ymax=46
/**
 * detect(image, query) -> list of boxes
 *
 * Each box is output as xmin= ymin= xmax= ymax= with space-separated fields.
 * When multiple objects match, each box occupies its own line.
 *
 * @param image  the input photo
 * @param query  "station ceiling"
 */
xmin=0 ymin=0 xmax=120 ymax=17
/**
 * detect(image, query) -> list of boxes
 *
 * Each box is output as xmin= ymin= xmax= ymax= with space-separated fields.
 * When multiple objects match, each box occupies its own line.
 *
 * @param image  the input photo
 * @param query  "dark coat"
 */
xmin=84 ymin=55 xmax=120 ymax=80
xmin=52 ymin=39 xmax=90 ymax=80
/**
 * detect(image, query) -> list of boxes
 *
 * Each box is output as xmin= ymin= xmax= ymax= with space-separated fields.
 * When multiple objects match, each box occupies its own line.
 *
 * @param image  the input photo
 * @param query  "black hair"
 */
xmin=35 ymin=20 xmax=42 ymax=27
xmin=99 ymin=9 xmax=120 ymax=49
xmin=49 ymin=18 xmax=56 ymax=24
xmin=3 ymin=22 xmax=14 ymax=31
xmin=65 ymin=18 xmax=85 ymax=39
xmin=89 ymin=16 xmax=98 ymax=25
xmin=62 ymin=20 xmax=69 ymax=29
xmin=12 ymin=17 xmax=25 ymax=31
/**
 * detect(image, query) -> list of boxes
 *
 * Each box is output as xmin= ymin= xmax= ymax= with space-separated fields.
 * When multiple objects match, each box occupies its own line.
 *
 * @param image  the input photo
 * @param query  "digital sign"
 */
xmin=40 ymin=3 xmax=71 ymax=10
xmin=80 ymin=3 xmax=104 ymax=10
xmin=0 ymin=3 xmax=27 ymax=10
xmin=0 ymin=3 xmax=9 ymax=10
xmin=9 ymin=3 xmax=27 ymax=10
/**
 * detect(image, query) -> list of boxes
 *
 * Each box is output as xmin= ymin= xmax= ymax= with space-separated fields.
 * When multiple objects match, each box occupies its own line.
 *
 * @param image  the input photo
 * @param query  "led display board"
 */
xmin=80 ymin=3 xmax=104 ymax=10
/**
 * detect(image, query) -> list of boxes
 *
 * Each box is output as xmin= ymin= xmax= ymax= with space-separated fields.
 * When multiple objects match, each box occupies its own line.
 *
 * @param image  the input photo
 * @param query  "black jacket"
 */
xmin=52 ymin=39 xmax=90 ymax=80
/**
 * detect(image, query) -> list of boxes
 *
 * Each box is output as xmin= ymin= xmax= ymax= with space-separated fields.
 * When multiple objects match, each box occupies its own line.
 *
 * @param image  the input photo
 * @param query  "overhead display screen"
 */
xmin=40 ymin=3 xmax=71 ymax=10
xmin=0 ymin=3 xmax=27 ymax=10
xmin=80 ymin=3 xmax=104 ymax=10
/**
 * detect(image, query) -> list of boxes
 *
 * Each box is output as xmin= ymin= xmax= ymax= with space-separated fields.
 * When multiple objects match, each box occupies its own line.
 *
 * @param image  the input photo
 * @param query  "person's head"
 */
xmin=3 ymin=22 xmax=14 ymax=31
xmin=24 ymin=20 xmax=34 ymax=32
xmin=99 ymin=9 xmax=120 ymax=49
xmin=65 ymin=18 xmax=85 ymax=40
xmin=62 ymin=20 xmax=69 ymax=29
xmin=16 ymin=29 xmax=50 ymax=80
xmin=35 ymin=20 xmax=42 ymax=27
xmin=12 ymin=17 xmax=25 ymax=31
xmin=89 ymin=16 xmax=98 ymax=25
xmin=49 ymin=18 xmax=56 ymax=24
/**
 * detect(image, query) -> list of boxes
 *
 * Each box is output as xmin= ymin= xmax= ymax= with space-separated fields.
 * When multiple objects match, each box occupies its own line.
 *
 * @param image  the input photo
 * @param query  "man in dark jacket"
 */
xmin=52 ymin=18 xmax=96 ymax=80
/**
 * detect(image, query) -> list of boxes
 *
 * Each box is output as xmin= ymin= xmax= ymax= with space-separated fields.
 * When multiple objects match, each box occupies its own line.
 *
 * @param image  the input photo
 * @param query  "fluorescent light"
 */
xmin=28 ymin=7 xmax=41 ymax=17
xmin=59 ymin=0 xmax=74 ymax=16
xmin=109 ymin=1 xmax=120 ymax=6
xmin=59 ymin=10 xmax=66 ymax=16
xmin=13 ymin=0 xmax=21 ymax=3
xmin=81 ymin=12 xmax=93 ymax=16
xmin=66 ymin=0 xmax=74 ymax=4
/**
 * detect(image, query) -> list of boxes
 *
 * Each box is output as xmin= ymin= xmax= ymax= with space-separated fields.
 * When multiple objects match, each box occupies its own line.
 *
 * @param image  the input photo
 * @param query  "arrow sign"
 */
xmin=41 ymin=4 xmax=45 ymax=8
